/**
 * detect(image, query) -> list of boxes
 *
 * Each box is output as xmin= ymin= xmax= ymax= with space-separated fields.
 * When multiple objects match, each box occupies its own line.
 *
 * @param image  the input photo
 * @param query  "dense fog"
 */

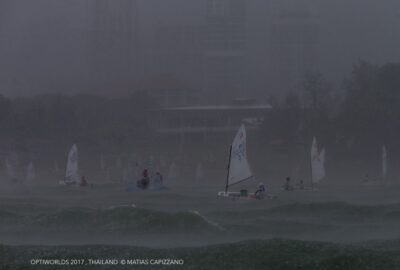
xmin=1 ymin=1 xmax=400 ymax=269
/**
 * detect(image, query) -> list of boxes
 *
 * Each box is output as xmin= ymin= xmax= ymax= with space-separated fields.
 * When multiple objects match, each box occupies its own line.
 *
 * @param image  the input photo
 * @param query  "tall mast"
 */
xmin=225 ymin=145 xmax=232 ymax=193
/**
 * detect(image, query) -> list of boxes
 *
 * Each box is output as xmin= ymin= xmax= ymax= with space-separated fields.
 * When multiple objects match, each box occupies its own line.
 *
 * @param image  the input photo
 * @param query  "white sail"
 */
xmin=382 ymin=145 xmax=387 ymax=179
xmin=311 ymin=137 xmax=325 ymax=183
xmin=65 ymin=144 xmax=79 ymax=183
xmin=26 ymin=162 xmax=36 ymax=182
xmin=227 ymin=124 xmax=253 ymax=187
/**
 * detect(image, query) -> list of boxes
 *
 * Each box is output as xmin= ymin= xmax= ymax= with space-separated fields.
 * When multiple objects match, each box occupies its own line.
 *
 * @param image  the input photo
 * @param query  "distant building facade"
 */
xmin=140 ymin=74 xmax=194 ymax=108
xmin=268 ymin=0 xmax=320 ymax=95
xmin=143 ymin=24 xmax=204 ymax=107
xmin=85 ymin=0 xmax=139 ymax=92
xmin=149 ymin=99 xmax=271 ymax=136
xmin=203 ymin=0 xmax=247 ymax=104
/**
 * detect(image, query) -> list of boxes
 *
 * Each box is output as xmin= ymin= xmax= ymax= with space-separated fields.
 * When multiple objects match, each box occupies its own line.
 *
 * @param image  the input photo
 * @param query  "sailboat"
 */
xmin=218 ymin=124 xmax=255 ymax=198
xmin=310 ymin=137 xmax=326 ymax=187
xmin=60 ymin=144 xmax=79 ymax=185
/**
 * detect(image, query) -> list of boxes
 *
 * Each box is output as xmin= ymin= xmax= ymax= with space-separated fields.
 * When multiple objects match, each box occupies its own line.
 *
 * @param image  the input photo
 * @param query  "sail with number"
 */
xmin=65 ymin=144 xmax=79 ymax=184
xmin=227 ymin=125 xmax=253 ymax=188
xmin=311 ymin=137 xmax=325 ymax=183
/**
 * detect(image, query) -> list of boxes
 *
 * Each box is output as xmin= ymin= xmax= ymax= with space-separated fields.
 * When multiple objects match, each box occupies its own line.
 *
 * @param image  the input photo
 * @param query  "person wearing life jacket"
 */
xmin=137 ymin=169 xmax=150 ymax=189
xmin=284 ymin=177 xmax=293 ymax=191
xmin=255 ymin=182 xmax=266 ymax=199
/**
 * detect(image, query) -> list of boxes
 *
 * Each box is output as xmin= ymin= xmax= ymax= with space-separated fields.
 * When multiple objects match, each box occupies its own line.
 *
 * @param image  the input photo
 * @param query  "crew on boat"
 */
xmin=284 ymin=177 xmax=293 ymax=191
xmin=255 ymin=182 xmax=266 ymax=199
xmin=137 ymin=169 xmax=150 ymax=189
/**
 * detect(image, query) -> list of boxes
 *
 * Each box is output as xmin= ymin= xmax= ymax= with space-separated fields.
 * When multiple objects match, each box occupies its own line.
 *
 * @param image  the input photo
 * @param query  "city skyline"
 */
xmin=0 ymin=0 xmax=399 ymax=101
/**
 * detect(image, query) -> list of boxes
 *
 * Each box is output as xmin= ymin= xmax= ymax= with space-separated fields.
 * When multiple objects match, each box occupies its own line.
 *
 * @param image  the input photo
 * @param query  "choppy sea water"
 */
xmin=1 ymin=183 xmax=400 ymax=269
xmin=2 ymin=239 xmax=400 ymax=270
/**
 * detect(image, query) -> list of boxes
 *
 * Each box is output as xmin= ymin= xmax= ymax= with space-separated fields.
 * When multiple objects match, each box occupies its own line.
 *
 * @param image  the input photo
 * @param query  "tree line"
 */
xmin=0 ymin=60 xmax=399 ymax=153
xmin=264 ymin=61 xmax=400 ymax=153
xmin=0 ymin=91 xmax=159 ymax=146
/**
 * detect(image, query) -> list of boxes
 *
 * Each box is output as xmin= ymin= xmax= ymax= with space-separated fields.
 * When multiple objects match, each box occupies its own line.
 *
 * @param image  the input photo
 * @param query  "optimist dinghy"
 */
xmin=59 ymin=144 xmax=79 ymax=186
xmin=218 ymin=125 xmax=272 ymax=200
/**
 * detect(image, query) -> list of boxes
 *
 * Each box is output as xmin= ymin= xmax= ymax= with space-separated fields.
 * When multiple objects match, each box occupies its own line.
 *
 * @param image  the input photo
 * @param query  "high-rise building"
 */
xmin=144 ymin=24 xmax=204 ymax=107
xmin=203 ymin=0 xmax=247 ymax=104
xmin=268 ymin=0 xmax=320 ymax=95
xmin=85 ymin=0 xmax=139 ymax=93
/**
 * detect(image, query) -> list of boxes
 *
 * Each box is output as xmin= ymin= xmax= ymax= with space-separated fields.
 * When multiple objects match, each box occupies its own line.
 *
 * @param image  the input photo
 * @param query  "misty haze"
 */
xmin=1 ymin=1 xmax=400 ymax=269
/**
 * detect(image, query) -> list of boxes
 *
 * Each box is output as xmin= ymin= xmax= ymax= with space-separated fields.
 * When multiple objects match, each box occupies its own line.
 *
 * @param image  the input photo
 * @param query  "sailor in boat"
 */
xmin=254 ymin=182 xmax=266 ymax=199
xmin=284 ymin=177 xmax=293 ymax=191
xmin=137 ymin=169 xmax=150 ymax=189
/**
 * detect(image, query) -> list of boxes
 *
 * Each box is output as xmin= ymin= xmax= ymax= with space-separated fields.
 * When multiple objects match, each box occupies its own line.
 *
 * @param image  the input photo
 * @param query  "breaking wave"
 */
xmin=210 ymin=202 xmax=400 ymax=222
xmin=0 ymin=207 xmax=222 ymax=233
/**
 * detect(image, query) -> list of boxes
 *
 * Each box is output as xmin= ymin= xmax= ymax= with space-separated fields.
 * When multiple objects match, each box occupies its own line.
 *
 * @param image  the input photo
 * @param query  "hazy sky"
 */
xmin=0 ymin=0 xmax=399 ymax=98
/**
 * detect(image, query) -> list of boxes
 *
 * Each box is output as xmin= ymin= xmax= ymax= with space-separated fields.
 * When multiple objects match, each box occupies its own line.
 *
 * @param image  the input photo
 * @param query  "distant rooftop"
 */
xmin=158 ymin=104 xmax=273 ymax=111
